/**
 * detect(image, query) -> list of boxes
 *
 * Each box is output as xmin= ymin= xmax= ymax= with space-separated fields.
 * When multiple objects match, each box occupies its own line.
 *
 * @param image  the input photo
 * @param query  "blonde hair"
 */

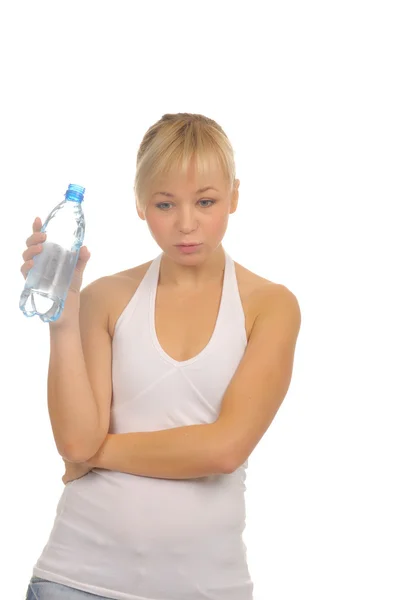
xmin=134 ymin=113 xmax=236 ymax=209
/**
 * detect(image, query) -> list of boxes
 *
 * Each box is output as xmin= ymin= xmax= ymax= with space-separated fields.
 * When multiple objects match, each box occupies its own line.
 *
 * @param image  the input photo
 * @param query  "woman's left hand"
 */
xmin=62 ymin=459 xmax=93 ymax=484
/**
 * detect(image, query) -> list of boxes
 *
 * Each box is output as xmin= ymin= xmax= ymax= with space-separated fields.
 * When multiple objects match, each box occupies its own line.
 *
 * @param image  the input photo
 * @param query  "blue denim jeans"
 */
xmin=26 ymin=576 xmax=112 ymax=599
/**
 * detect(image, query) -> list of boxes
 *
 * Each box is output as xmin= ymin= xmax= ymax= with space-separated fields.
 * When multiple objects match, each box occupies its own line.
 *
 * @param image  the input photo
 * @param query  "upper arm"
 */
xmin=79 ymin=277 xmax=113 ymax=452
xmin=216 ymin=285 xmax=301 ymax=473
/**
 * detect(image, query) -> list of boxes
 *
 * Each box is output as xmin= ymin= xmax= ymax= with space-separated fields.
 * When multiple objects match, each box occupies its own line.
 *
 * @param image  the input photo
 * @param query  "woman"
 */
xmin=22 ymin=113 xmax=301 ymax=600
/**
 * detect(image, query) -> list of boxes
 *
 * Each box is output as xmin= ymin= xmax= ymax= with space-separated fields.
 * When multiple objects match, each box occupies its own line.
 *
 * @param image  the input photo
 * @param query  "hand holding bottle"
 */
xmin=21 ymin=216 xmax=91 ymax=328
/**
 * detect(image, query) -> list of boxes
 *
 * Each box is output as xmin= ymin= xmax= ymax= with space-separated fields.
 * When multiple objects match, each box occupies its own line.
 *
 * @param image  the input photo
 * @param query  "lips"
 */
xmin=176 ymin=243 xmax=201 ymax=246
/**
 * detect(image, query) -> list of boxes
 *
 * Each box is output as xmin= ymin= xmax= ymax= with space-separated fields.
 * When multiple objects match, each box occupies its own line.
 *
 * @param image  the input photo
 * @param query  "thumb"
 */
xmin=76 ymin=246 xmax=91 ymax=270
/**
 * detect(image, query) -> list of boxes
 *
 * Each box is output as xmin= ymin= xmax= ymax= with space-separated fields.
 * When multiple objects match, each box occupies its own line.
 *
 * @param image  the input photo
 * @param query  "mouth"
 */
xmin=175 ymin=243 xmax=202 ymax=247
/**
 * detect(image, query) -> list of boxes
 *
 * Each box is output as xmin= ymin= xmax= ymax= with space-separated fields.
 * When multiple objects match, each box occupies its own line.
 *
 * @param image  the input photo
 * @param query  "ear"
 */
xmin=230 ymin=179 xmax=240 ymax=214
xmin=136 ymin=200 xmax=146 ymax=221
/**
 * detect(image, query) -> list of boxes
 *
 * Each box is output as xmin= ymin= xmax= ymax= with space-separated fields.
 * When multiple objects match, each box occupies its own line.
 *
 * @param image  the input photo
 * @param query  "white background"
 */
xmin=1 ymin=1 xmax=397 ymax=598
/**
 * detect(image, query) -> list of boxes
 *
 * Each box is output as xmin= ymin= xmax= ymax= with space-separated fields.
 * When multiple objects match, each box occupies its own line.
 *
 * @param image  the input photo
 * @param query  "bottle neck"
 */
xmin=65 ymin=197 xmax=83 ymax=204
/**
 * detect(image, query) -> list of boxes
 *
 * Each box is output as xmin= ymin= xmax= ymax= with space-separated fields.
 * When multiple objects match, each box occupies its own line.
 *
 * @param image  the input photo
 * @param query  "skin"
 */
xmin=136 ymin=159 xmax=240 ymax=290
xmin=62 ymin=158 xmax=241 ymax=483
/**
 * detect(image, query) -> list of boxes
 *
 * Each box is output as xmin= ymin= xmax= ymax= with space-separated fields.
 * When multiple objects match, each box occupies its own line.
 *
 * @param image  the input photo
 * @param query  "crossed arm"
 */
xmin=63 ymin=286 xmax=301 ymax=483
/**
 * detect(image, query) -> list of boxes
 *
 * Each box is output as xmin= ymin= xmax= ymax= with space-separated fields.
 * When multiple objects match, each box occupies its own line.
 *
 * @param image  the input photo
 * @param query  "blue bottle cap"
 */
xmin=65 ymin=184 xmax=85 ymax=203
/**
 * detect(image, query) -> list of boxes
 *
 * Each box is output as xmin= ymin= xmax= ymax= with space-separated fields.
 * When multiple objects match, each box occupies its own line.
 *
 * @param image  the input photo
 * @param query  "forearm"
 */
xmin=48 ymin=323 xmax=102 ymax=461
xmin=86 ymin=422 xmax=230 ymax=479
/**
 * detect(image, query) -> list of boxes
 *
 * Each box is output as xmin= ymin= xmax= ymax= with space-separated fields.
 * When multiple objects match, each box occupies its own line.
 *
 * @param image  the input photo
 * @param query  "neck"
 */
xmin=159 ymin=245 xmax=226 ymax=290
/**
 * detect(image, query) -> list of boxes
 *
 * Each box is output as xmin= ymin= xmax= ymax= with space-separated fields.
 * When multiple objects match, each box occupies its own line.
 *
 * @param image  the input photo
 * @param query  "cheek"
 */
xmin=208 ymin=211 xmax=229 ymax=234
xmin=145 ymin=209 xmax=229 ymax=236
xmin=145 ymin=213 xmax=165 ymax=236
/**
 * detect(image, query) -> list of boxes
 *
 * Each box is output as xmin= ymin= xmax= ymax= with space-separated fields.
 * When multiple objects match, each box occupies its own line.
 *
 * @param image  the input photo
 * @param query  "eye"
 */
xmin=155 ymin=199 xmax=216 ymax=211
xmin=198 ymin=199 xmax=215 ymax=207
xmin=155 ymin=202 xmax=172 ymax=210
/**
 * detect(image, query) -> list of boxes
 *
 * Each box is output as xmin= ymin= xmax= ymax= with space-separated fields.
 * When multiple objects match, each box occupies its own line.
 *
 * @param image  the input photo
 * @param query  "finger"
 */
xmin=76 ymin=246 xmax=91 ymax=265
xmin=25 ymin=231 xmax=46 ymax=247
xmin=33 ymin=217 xmax=43 ymax=233
xmin=20 ymin=261 xmax=34 ymax=279
xmin=22 ymin=244 xmax=43 ymax=262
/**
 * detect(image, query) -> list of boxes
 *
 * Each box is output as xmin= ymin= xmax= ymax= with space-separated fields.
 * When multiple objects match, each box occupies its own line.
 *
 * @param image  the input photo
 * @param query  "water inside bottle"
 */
xmin=19 ymin=241 xmax=79 ymax=322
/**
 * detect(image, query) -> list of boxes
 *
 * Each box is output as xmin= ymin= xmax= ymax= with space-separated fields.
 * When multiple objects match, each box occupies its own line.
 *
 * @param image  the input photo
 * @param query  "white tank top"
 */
xmin=32 ymin=247 xmax=254 ymax=600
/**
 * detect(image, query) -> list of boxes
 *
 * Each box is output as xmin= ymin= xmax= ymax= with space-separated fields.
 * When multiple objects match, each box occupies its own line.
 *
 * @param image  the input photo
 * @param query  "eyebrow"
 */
xmin=152 ymin=186 xmax=218 ymax=198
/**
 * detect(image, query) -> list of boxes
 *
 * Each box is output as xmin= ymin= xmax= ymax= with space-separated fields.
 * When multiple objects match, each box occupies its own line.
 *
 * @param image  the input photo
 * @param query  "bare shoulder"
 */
xmin=81 ymin=256 xmax=299 ymax=340
xmin=233 ymin=258 xmax=280 ymax=301
xmin=233 ymin=259 xmax=299 ymax=321
xmin=110 ymin=260 xmax=153 ymax=284
xmin=234 ymin=259 xmax=278 ymax=293
xmin=82 ymin=260 xmax=154 ymax=337
xmin=82 ymin=261 xmax=152 ymax=294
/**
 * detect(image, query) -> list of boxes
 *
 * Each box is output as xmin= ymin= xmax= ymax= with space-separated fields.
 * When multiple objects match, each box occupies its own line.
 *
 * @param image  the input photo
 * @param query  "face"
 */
xmin=136 ymin=161 xmax=240 ymax=260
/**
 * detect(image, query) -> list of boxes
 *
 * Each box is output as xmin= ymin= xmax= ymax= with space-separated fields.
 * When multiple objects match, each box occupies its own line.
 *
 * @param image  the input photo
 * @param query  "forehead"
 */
xmin=152 ymin=164 xmax=227 ymax=192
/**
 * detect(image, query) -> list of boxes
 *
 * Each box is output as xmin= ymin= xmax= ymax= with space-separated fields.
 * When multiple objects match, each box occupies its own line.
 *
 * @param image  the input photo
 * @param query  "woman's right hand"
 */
xmin=20 ymin=217 xmax=47 ymax=280
xmin=21 ymin=216 xmax=91 ymax=328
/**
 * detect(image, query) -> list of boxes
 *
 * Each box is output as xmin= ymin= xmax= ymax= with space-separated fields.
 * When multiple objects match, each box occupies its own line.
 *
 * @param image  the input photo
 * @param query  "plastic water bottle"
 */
xmin=19 ymin=183 xmax=86 ymax=323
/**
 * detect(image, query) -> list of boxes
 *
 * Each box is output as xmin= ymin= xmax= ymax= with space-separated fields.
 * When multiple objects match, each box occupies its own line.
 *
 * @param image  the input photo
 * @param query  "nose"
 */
xmin=177 ymin=206 xmax=198 ymax=234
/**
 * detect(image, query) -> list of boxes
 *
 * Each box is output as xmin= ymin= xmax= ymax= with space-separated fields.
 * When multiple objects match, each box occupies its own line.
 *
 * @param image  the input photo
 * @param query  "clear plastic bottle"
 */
xmin=19 ymin=183 xmax=86 ymax=323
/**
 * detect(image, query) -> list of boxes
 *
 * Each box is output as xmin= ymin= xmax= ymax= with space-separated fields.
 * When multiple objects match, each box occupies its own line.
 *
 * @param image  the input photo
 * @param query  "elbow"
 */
xmin=61 ymin=443 xmax=92 ymax=464
xmin=218 ymin=445 xmax=239 ymax=475
xmin=61 ymin=428 xmax=107 ymax=464
xmin=59 ymin=443 xmax=83 ymax=464
xmin=221 ymin=452 xmax=245 ymax=474
xmin=218 ymin=435 xmax=248 ymax=473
